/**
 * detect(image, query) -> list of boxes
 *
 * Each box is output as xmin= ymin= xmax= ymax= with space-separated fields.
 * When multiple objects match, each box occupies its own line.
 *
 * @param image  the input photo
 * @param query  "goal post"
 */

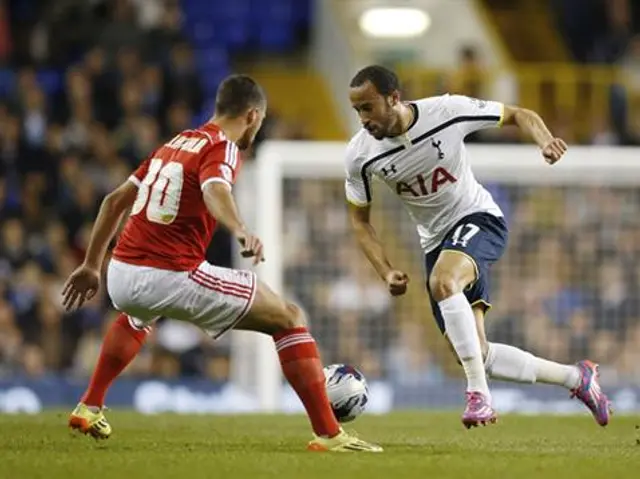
xmin=233 ymin=141 xmax=640 ymax=413
xmin=230 ymin=142 xmax=350 ymax=412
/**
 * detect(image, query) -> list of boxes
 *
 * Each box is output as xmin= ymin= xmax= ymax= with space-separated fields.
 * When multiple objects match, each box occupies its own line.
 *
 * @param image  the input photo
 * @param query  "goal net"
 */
xmin=232 ymin=141 xmax=640 ymax=414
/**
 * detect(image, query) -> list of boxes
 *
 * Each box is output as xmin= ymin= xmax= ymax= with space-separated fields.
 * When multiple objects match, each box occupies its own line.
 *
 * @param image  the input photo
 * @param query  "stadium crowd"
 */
xmin=0 ymin=0 xmax=306 ymax=380
xmin=0 ymin=0 xmax=639 ymax=387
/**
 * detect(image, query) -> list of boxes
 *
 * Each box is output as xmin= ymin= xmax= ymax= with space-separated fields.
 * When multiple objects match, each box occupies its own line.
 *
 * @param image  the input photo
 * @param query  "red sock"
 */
xmin=81 ymin=313 xmax=148 ymax=407
xmin=273 ymin=327 xmax=340 ymax=438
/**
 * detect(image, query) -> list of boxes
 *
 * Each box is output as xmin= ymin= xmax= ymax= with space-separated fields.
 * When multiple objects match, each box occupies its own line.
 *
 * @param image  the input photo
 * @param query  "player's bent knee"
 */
xmin=273 ymin=302 xmax=306 ymax=332
xmin=429 ymin=272 xmax=464 ymax=302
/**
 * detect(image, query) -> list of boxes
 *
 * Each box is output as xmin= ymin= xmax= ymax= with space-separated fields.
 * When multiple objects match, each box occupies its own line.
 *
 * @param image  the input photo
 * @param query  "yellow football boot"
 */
xmin=68 ymin=403 xmax=112 ymax=439
xmin=307 ymin=429 xmax=383 ymax=452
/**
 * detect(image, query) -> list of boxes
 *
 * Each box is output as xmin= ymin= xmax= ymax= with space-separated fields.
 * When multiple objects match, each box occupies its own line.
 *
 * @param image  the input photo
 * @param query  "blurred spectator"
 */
xmin=0 ymin=299 xmax=22 ymax=375
xmin=142 ymin=0 xmax=185 ymax=63
xmin=448 ymin=45 xmax=485 ymax=99
xmin=163 ymin=41 xmax=203 ymax=115
xmin=165 ymin=101 xmax=193 ymax=136
xmin=589 ymin=115 xmax=619 ymax=144
xmin=387 ymin=321 xmax=445 ymax=387
xmin=130 ymin=0 xmax=165 ymax=30
xmin=98 ymin=0 xmax=145 ymax=58
xmin=20 ymin=84 xmax=48 ymax=149
xmin=619 ymin=35 xmax=640 ymax=89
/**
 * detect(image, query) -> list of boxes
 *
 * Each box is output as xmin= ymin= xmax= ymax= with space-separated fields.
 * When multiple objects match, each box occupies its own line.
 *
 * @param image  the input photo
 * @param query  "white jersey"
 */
xmin=344 ymin=94 xmax=504 ymax=252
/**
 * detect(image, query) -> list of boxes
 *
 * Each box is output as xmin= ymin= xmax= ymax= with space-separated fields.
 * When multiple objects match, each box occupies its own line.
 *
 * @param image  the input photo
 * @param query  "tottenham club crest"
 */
xmin=431 ymin=139 xmax=444 ymax=160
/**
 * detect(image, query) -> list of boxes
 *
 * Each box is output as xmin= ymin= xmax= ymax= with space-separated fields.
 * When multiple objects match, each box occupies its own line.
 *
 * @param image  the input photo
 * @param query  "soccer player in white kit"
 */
xmin=344 ymin=66 xmax=611 ymax=429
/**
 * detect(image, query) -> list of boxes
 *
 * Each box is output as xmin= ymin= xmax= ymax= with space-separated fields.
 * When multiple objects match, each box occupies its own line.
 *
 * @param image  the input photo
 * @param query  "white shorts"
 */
xmin=106 ymin=259 xmax=257 ymax=339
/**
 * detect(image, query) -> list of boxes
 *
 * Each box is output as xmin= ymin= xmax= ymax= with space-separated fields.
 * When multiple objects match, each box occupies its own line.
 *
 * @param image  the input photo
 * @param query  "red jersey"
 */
xmin=113 ymin=123 xmax=241 ymax=271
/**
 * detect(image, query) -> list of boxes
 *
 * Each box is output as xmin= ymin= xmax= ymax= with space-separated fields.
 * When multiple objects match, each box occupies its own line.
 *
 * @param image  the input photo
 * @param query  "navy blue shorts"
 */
xmin=424 ymin=212 xmax=508 ymax=334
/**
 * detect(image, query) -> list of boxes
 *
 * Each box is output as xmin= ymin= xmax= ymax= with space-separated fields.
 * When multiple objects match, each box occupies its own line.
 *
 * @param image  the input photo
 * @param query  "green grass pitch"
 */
xmin=1 ymin=411 xmax=639 ymax=479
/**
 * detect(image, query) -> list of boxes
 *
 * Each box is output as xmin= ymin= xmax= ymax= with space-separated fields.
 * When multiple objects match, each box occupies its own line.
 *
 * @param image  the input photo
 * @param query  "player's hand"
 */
xmin=384 ymin=270 xmax=409 ymax=296
xmin=61 ymin=264 xmax=101 ymax=312
xmin=541 ymin=138 xmax=567 ymax=165
xmin=237 ymin=231 xmax=265 ymax=265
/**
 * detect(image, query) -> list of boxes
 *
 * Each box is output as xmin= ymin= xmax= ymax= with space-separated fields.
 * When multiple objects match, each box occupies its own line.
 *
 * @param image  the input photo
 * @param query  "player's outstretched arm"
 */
xmin=501 ymin=105 xmax=568 ymax=164
xmin=202 ymin=182 xmax=264 ymax=264
xmin=348 ymin=203 xmax=408 ymax=296
xmin=84 ymin=181 xmax=139 ymax=269
xmin=62 ymin=180 xmax=138 ymax=311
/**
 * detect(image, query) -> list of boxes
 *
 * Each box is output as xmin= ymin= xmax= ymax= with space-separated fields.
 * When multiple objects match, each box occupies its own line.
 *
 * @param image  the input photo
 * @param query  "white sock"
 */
xmin=439 ymin=293 xmax=490 ymax=396
xmin=485 ymin=343 xmax=580 ymax=389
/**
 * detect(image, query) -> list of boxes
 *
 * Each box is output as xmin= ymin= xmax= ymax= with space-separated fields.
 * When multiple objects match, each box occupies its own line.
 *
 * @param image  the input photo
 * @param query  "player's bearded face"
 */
xmin=350 ymin=84 xmax=399 ymax=140
xmin=237 ymin=107 xmax=266 ymax=150
xmin=361 ymin=97 xmax=396 ymax=139
xmin=378 ymin=97 xmax=397 ymax=138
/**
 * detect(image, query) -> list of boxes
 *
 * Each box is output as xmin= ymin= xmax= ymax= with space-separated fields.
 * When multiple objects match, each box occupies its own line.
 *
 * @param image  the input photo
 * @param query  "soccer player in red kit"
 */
xmin=62 ymin=75 xmax=381 ymax=452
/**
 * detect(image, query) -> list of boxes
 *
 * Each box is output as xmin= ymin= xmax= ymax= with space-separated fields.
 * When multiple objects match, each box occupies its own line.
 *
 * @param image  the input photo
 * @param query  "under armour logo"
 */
xmin=381 ymin=164 xmax=397 ymax=176
xmin=432 ymin=139 xmax=444 ymax=159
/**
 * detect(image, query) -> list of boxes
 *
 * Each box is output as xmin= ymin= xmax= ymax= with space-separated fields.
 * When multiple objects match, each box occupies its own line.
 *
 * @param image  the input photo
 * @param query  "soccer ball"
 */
xmin=323 ymin=364 xmax=369 ymax=423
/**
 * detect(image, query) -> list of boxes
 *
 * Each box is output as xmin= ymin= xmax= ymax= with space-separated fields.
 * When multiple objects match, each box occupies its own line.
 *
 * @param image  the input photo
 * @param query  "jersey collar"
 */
xmin=406 ymin=102 xmax=419 ymax=131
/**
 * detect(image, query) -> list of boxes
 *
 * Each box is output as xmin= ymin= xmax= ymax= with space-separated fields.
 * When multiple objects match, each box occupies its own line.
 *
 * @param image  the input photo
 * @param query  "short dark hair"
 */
xmin=215 ymin=74 xmax=266 ymax=117
xmin=350 ymin=65 xmax=400 ymax=96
